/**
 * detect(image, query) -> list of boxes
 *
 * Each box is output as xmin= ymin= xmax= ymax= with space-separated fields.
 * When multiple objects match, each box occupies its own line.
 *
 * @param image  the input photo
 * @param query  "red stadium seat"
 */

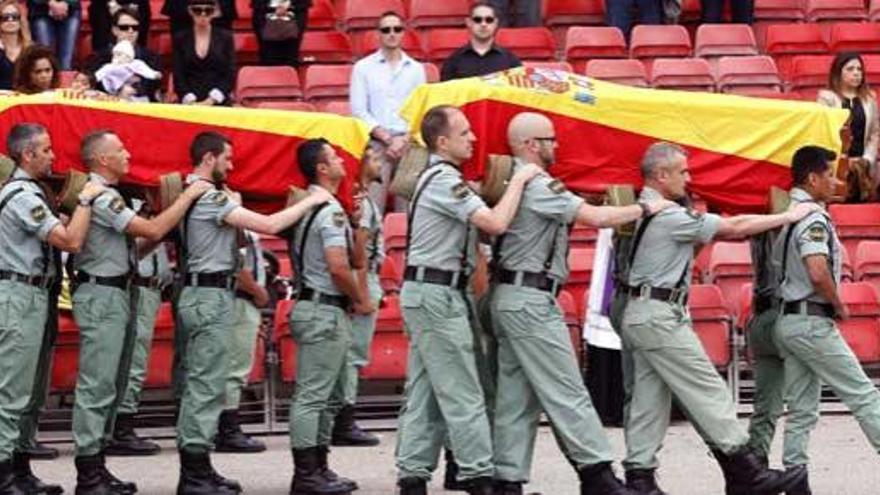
xmin=144 ymin=303 xmax=175 ymax=388
xmin=303 ymin=64 xmax=354 ymax=102
xmin=787 ymin=55 xmax=834 ymax=100
xmin=423 ymin=28 xmax=470 ymax=62
xmin=842 ymin=247 xmax=855 ymax=283
xmin=705 ymin=241 xmax=753 ymax=312
xmin=585 ymin=59 xmax=649 ymax=87
xmin=542 ymin=0 xmax=606 ymax=28
xmin=357 ymin=29 xmax=426 ymax=59
xmin=570 ymin=224 xmax=598 ymax=249
xmin=380 ymin=257 xmax=402 ymax=294
xmin=564 ymin=27 xmax=627 ymax=74
xmin=523 ymin=61 xmax=574 ymax=73
xmin=299 ymin=31 xmax=354 ymax=64
xmin=736 ymin=282 xmax=754 ymax=330
xmin=342 ymin=0 xmax=407 ymax=30
xmin=872 ymin=0 xmax=880 ymax=22
xmin=804 ymin=0 xmax=867 ymax=22
xmin=565 ymin=247 xmax=595 ymax=318
xmin=688 ymin=284 xmax=733 ymax=369
xmin=838 ymin=282 xmax=880 ymax=363
xmin=362 ymin=295 xmax=409 ymax=380
xmin=716 ymin=55 xmax=782 ymax=95
xmin=307 ymin=0 xmax=338 ymax=31
xmin=236 ymin=66 xmax=303 ymax=107
xmin=409 ymin=0 xmax=469 ymax=29
xmin=855 ymin=240 xmax=880 ymax=294
xmin=629 ymin=25 xmax=692 ymax=59
xmin=650 ymin=58 xmax=715 ymax=92
xmin=828 ymin=22 xmax=880 ymax=54
xmin=862 ymin=54 xmax=880 ymax=83
xmin=496 ymin=27 xmax=556 ymax=61
xmin=678 ymin=0 xmax=702 ymax=23
xmin=695 ymin=24 xmax=758 ymax=58
xmin=233 ymin=32 xmax=260 ymax=65
xmin=255 ymin=101 xmax=317 ymax=112
xmin=383 ymin=212 xmax=408 ymax=270
xmin=424 ymin=62 xmax=440 ymax=82
xmin=52 ymin=311 xmax=80 ymax=392
xmin=762 ymin=23 xmax=828 ymax=81
xmin=557 ymin=289 xmax=585 ymax=363
xmin=274 ymin=299 xmax=297 ymax=382
xmin=829 ymin=203 xmax=880 ymax=262
xmin=319 ymin=100 xmax=352 ymax=115
xmin=754 ymin=0 xmax=805 ymax=21
xmin=234 ymin=0 xmax=252 ymax=32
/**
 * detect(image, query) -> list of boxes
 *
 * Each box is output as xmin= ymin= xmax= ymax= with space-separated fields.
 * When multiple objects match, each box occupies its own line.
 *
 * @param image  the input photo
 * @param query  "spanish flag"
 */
xmin=0 ymin=92 xmax=371 ymax=212
xmin=400 ymin=67 xmax=850 ymax=214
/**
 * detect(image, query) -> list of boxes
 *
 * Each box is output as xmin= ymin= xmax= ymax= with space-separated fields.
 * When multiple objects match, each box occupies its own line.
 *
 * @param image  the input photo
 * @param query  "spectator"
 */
xmin=350 ymin=10 xmax=426 ymax=214
xmin=27 ymin=0 xmax=81 ymax=70
xmin=87 ymin=7 xmax=162 ymax=101
xmin=162 ymin=0 xmax=235 ymax=34
xmin=487 ymin=0 xmax=541 ymax=27
xmin=68 ymin=68 xmax=95 ymax=90
xmin=702 ymin=0 xmax=753 ymax=24
xmin=88 ymin=0 xmax=151 ymax=52
xmin=606 ymin=0 xmax=663 ymax=41
xmin=95 ymin=39 xmax=161 ymax=101
xmin=0 ymin=0 xmax=31 ymax=90
xmin=172 ymin=0 xmax=236 ymax=106
xmin=818 ymin=52 xmax=880 ymax=202
xmin=13 ymin=43 xmax=60 ymax=94
xmin=441 ymin=1 xmax=521 ymax=82
xmin=251 ymin=0 xmax=310 ymax=67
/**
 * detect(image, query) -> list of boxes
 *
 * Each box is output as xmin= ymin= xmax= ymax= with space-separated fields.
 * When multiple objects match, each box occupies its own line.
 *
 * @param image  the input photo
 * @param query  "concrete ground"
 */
xmin=29 ymin=415 xmax=879 ymax=495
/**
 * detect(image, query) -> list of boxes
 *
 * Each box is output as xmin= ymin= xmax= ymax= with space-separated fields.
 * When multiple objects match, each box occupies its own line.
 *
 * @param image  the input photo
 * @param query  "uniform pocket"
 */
xmin=400 ymin=288 xmax=423 ymax=308
xmin=292 ymin=304 xmax=338 ymax=344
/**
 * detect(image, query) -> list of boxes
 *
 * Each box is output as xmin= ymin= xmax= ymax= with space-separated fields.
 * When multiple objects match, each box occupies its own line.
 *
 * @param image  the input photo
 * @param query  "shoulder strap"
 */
xmin=176 ymin=190 xmax=210 ymax=273
xmin=293 ymin=203 xmax=330 ymax=291
xmin=627 ymin=214 xmax=656 ymax=268
xmin=404 ymin=166 xmax=445 ymax=264
xmin=0 ymin=187 xmax=26 ymax=217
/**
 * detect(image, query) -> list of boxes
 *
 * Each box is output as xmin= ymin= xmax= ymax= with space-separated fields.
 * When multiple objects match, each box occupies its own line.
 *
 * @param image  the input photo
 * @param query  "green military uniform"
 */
xmin=773 ymin=187 xmax=880 ymax=467
xmin=490 ymin=159 xmax=614 ymax=482
xmin=175 ymin=176 xmax=239 ymax=452
xmin=622 ymin=186 xmax=749 ymax=471
xmin=226 ymin=229 xmax=265 ymax=410
xmin=395 ymin=155 xmax=493 ymax=483
xmin=0 ymin=168 xmax=61 ymax=462
xmin=288 ymin=185 xmax=353 ymax=449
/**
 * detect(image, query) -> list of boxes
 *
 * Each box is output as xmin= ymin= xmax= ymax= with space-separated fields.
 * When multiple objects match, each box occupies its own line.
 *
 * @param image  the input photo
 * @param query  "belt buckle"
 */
xmin=669 ymin=288 xmax=684 ymax=305
xmin=638 ymin=284 xmax=651 ymax=300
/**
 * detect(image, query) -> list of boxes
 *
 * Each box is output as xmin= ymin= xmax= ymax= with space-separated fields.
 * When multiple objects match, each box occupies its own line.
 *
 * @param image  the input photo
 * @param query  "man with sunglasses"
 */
xmin=440 ymin=1 xmax=521 ymax=82
xmin=350 ymin=10 xmax=426 ymax=215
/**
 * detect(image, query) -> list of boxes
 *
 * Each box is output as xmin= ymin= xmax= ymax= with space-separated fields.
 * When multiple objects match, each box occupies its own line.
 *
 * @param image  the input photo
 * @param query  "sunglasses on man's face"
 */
xmin=471 ymin=15 xmax=496 ymax=24
xmin=0 ymin=13 xmax=21 ymax=22
xmin=116 ymin=23 xmax=139 ymax=32
xmin=379 ymin=26 xmax=404 ymax=34
xmin=189 ymin=6 xmax=216 ymax=17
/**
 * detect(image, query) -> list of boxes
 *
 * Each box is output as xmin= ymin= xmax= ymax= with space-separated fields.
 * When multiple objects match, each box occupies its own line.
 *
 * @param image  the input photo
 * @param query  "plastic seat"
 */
xmin=255 ymin=101 xmax=317 ymax=112
xmin=829 ymin=22 xmax=880 ymax=54
xmin=754 ymin=0 xmax=805 ymax=21
xmin=705 ymin=242 xmax=753 ymax=311
xmin=383 ymin=212 xmax=408 ymax=271
xmin=787 ymin=55 xmax=834 ymax=100
xmin=542 ymin=0 xmax=605 ymax=27
xmin=829 ymin=203 xmax=880 ymax=262
xmin=564 ymin=26 xmax=627 ymax=74
xmin=144 ymin=303 xmax=175 ymax=388
xmin=424 ymin=62 xmax=440 ymax=82
xmin=736 ymin=282 xmax=754 ymax=331
xmin=565 ymin=247 xmax=595 ymax=318
xmin=233 ymin=32 xmax=260 ymax=65
xmin=804 ymin=0 xmax=867 ymax=22
xmin=319 ymin=100 xmax=352 ymax=115
xmin=342 ymin=0 xmax=407 ymax=30
xmin=557 ymin=289 xmax=585 ymax=364
xmin=274 ymin=299 xmax=297 ymax=382
xmin=362 ymin=295 xmax=409 ymax=380
xmin=688 ymin=284 xmax=733 ymax=368
xmin=570 ymin=224 xmax=598 ymax=249
xmin=862 ymin=54 xmax=880 ymax=85
xmin=236 ymin=66 xmax=302 ymax=107
xmin=872 ymin=0 xmax=880 ymax=21
xmin=357 ymin=29 xmax=426 ymax=59
xmin=303 ymin=64 xmax=354 ymax=102
xmin=51 ymin=311 xmax=80 ymax=392
xmin=409 ymin=0 xmax=470 ymax=29
xmin=838 ymin=282 xmax=880 ymax=363
xmin=716 ymin=55 xmax=782 ymax=94
xmin=650 ymin=58 xmax=715 ymax=92
xmin=423 ymin=28 xmax=471 ymax=62
xmin=523 ymin=61 xmax=574 ymax=73
xmin=585 ymin=59 xmax=648 ymax=87
xmin=695 ymin=24 xmax=758 ymax=58
xmin=762 ymin=23 xmax=828 ymax=82
xmin=299 ymin=31 xmax=354 ymax=64
xmin=307 ymin=0 xmax=338 ymax=31
xmin=233 ymin=0 xmax=252 ymax=32
xmin=629 ymin=25 xmax=692 ymax=59
xmin=380 ymin=257 xmax=402 ymax=294
xmin=496 ymin=27 xmax=556 ymax=61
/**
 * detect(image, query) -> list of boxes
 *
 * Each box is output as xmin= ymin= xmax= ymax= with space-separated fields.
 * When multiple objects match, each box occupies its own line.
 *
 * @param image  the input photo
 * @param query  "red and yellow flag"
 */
xmin=401 ymin=67 xmax=849 ymax=213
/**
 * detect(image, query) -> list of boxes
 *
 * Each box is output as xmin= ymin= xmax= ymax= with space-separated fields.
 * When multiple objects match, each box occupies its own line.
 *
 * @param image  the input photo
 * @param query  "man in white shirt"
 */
xmin=349 ymin=10 xmax=426 ymax=214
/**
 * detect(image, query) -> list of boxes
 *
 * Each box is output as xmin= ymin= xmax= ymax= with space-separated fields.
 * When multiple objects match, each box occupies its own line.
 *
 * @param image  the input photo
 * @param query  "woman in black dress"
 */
xmin=172 ymin=0 xmax=236 ymax=105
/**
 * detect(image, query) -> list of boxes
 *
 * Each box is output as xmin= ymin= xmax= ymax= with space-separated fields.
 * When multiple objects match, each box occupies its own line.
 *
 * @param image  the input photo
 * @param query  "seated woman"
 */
xmin=172 ymin=0 xmax=236 ymax=105
xmin=26 ymin=0 xmax=81 ymax=70
xmin=87 ymin=6 xmax=162 ymax=101
xmin=0 ymin=0 xmax=31 ymax=90
xmin=13 ymin=43 xmax=60 ymax=94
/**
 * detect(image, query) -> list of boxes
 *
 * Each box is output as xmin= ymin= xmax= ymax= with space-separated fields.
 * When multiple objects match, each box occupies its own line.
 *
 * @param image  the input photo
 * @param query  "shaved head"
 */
xmin=507 ymin=112 xmax=557 ymax=168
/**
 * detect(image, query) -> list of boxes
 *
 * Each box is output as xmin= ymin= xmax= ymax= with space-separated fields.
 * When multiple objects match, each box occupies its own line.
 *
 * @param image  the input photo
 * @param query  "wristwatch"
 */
xmin=637 ymin=201 xmax=651 ymax=218
xmin=77 ymin=195 xmax=94 ymax=207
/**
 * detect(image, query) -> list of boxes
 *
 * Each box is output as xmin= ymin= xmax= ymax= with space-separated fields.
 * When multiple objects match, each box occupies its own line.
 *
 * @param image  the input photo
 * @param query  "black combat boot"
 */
xmin=0 ymin=460 xmax=25 ymax=495
xmin=578 ymin=462 xmax=634 ymax=495
xmin=75 ymin=454 xmax=121 ymax=495
xmin=96 ymin=454 xmax=136 ymax=494
xmin=23 ymin=443 xmax=59 ymax=461
xmin=289 ymin=447 xmax=353 ymax=495
xmin=493 ymin=480 xmax=523 ymax=495
xmin=785 ymin=465 xmax=811 ymax=495
xmin=398 ymin=477 xmax=427 ymax=495
xmin=625 ymin=469 xmax=667 ymax=495
xmin=176 ymin=450 xmax=239 ymax=495
xmin=215 ymin=409 xmax=266 ymax=453
xmin=330 ymin=405 xmax=379 ymax=447
xmin=465 ymin=477 xmax=494 ymax=495
xmin=713 ymin=448 xmax=806 ymax=495
xmin=105 ymin=414 xmax=161 ymax=457
xmin=443 ymin=449 xmax=467 ymax=491
xmin=317 ymin=446 xmax=358 ymax=491
xmin=11 ymin=452 xmax=62 ymax=494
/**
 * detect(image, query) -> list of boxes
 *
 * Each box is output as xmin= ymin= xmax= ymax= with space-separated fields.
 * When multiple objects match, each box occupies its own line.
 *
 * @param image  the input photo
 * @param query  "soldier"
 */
xmin=489 ymin=113 xmax=675 ymax=495
xmin=172 ymin=131 xmax=332 ymax=495
xmin=105 ymin=200 xmax=171 ymax=457
xmin=70 ymin=129 xmax=214 ymax=495
xmin=0 ymin=123 xmax=104 ymax=495
xmin=394 ymin=105 xmax=542 ymax=495
xmin=773 ymin=145 xmax=880 ymax=494
xmin=215 ymin=228 xmax=269 ymax=453
xmin=620 ymin=142 xmax=818 ymax=495
xmin=331 ymin=145 xmax=383 ymax=447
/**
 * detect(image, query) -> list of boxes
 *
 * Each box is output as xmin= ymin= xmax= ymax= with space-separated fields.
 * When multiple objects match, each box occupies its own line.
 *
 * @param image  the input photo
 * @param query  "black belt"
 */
xmin=235 ymin=290 xmax=256 ymax=304
xmin=133 ymin=276 xmax=161 ymax=290
xmin=782 ymin=300 xmax=835 ymax=318
xmin=0 ymin=270 xmax=52 ymax=288
xmin=494 ymin=269 xmax=560 ymax=296
xmin=299 ymin=287 xmax=349 ymax=310
xmin=183 ymin=271 xmax=235 ymax=289
xmin=753 ymin=295 xmax=778 ymax=314
xmin=627 ymin=284 xmax=689 ymax=305
xmin=403 ymin=266 xmax=467 ymax=290
xmin=76 ymin=272 xmax=131 ymax=290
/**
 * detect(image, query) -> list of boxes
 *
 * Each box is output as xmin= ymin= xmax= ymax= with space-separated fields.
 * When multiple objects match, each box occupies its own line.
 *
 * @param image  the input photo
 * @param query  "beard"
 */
xmin=210 ymin=166 xmax=225 ymax=184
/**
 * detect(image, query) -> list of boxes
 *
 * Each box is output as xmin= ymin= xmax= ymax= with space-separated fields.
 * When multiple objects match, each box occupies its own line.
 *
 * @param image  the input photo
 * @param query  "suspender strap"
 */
xmin=1 ymin=182 xmax=54 ymax=281
xmin=293 ymin=203 xmax=330 ymax=292
xmin=628 ymin=214 xmax=656 ymax=268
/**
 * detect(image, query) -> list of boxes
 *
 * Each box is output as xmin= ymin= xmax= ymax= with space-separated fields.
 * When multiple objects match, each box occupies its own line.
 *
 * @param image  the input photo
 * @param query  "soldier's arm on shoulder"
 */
xmin=530 ymin=176 xmax=584 ymax=224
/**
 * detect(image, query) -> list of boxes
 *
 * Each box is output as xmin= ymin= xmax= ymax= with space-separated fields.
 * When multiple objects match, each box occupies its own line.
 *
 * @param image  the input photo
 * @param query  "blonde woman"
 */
xmin=0 ymin=0 xmax=31 ymax=90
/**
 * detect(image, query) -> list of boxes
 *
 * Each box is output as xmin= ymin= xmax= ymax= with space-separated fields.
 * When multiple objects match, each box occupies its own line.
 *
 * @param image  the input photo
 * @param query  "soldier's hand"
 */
xmin=352 ymin=300 xmax=377 ymax=315
xmin=834 ymin=304 xmax=850 ymax=321
xmin=184 ymin=180 xmax=213 ymax=199
xmin=513 ymin=163 xmax=544 ymax=183
xmin=80 ymin=181 xmax=106 ymax=200
xmin=645 ymin=199 xmax=677 ymax=215
xmin=306 ymin=187 xmax=334 ymax=206
xmin=786 ymin=202 xmax=822 ymax=222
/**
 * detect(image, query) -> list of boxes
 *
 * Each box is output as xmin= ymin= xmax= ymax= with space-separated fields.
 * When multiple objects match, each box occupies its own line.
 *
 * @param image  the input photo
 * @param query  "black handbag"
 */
xmin=262 ymin=12 xmax=298 ymax=42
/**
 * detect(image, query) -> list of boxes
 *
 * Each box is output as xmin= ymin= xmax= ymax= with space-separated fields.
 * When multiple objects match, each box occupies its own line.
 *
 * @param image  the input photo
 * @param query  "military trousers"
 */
xmin=621 ymin=298 xmax=748 ymax=470
xmin=119 ymin=286 xmax=161 ymax=414
xmin=225 ymin=297 xmax=261 ymax=410
xmin=395 ymin=282 xmax=493 ymax=482
xmin=490 ymin=284 xmax=612 ymax=482
xmin=71 ymin=283 xmax=135 ymax=456
xmin=342 ymin=272 xmax=382 ymax=406
xmin=774 ymin=313 xmax=880 ymax=467
xmin=16 ymin=287 xmax=58 ymax=453
xmin=0 ymin=281 xmax=49 ymax=462
xmin=288 ymin=300 xmax=351 ymax=449
xmin=746 ymin=307 xmax=785 ymax=459
xmin=175 ymin=286 xmax=234 ymax=453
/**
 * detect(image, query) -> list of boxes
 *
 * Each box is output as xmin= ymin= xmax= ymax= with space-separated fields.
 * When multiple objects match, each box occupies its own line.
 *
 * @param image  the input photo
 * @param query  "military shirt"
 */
xmin=182 ymin=175 xmax=239 ymax=274
xmin=627 ymin=187 xmax=722 ymax=290
xmin=774 ymin=188 xmax=841 ymax=304
xmin=496 ymin=159 xmax=584 ymax=282
xmin=405 ymin=155 xmax=485 ymax=274
xmin=291 ymin=185 xmax=351 ymax=296
xmin=75 ymin=173 xmax=136 ymax=277
xmin=359 ymin=195 xmax=385 ymax=271
xmin=137 ymin=242 xmax=172 ymax=286
xmin=239 ymin=229 xmax=266 ymax=286
xmin=0 ymin=168 xmax=60 ymax=277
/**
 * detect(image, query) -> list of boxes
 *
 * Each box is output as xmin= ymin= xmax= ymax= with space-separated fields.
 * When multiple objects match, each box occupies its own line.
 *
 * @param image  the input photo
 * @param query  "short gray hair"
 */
xmin=640 ymin=142 xmax=688 ymax=178
xmin=6 ymin=123 xmax=47 ymax=165
xmin=80 ymin=129 xmax=116 ymax=168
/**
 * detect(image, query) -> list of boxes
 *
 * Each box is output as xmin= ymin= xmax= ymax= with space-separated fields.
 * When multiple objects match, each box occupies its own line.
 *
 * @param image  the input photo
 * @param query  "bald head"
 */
xmin=507 ymin=112 xmax=557 ymax=167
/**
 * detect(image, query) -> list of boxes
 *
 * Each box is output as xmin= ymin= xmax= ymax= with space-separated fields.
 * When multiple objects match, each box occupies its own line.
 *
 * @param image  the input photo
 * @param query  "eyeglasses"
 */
xmin=379 ymin=26 xmax=404 ymax=34
xmin=0 ymin=13 xmax=21 ymax=22
xmin=116 ymin=23 xmax=139 ymax=32
xmin=189 ymin=6 xmax=216 ymax=17
xmin=532 ymin=136 xmax=557 ymax=143
xmin=471 ymin=15 xmax=496 ymax=24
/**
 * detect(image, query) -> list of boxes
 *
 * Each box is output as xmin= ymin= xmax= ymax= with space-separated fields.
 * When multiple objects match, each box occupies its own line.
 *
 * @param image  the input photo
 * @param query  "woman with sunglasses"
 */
xmin=0 ymin=0 xmax=31 ymax=91
xmin=251 ymin=0 xmax=310 ymax=67
xmin=87 ymin=6 xmax=162 ymax=101
xmin=162 ymin=0 xmax=235 ymax=35
xmin=26 ymin=0 xmax=81 ymax=70
xmin=172 ymin=0 xmax=235 ymax=106
xmin=12 ymin=43 xmax=60 ymax=94
xmin=88 ymin=0 xmax=151 ymax=53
